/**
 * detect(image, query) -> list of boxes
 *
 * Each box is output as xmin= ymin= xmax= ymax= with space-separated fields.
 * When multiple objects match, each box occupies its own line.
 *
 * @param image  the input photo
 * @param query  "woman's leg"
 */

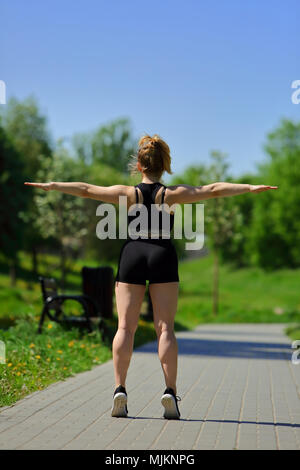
xmin=113 ymin=281 xmax=146 ymax=388
xmin=149 ymin=282 xmax=179 ymax=394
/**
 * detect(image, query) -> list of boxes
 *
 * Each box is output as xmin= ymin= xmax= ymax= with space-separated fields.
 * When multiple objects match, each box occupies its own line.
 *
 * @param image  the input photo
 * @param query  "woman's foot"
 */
xmin=161 ymin=387 xmax=181 ymax=419
xmin=111 ymin=385 xmax=128 ymax=417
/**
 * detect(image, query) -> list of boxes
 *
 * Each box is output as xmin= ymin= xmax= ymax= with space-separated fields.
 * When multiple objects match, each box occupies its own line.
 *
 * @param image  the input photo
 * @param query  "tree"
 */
xmin=2 ymin=96 xmax=52 ymax=175
xmin=204 ymin=151 xmax=242 ymax=315
xmin=33 ymin=145 xmax=90 ymax=288
xmin=71 ymin=118 xmax=136 ymax=263
xmin=217 ymin=172 xmax=259 ymax=267
xmin=0 ymin=125 xmax=29 ymax=286
xmin=1 ymin=96 xmax=53 ymax=276
xmin=72 ymin=117 xmax=136 ymax=174
xmin=172 ymin=154 xmax=242 ymax=316
xmin=246 ymin=119 xmax=300 ymax=269
xmin=170 ymin=164 xmax=209 ymax=260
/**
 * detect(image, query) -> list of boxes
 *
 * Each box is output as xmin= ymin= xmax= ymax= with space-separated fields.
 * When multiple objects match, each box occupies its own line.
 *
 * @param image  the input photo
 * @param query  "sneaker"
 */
xmin=161 ymin=387 xmax=181 ymax=419
xmin=111 ymin=385 xmax=128 ymax=418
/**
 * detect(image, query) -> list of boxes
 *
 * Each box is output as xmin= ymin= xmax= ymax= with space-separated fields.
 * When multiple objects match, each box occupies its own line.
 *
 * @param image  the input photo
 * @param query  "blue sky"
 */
xmin=2 ymin=0 xmax=300 ymax=181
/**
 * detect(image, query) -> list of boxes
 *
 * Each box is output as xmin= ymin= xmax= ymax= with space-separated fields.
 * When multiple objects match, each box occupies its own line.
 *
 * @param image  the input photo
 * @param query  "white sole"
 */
xmin=111 ymin=392 xmax=128 ymax=417
xmin=161 ymin=394 xmax=180 ymax=420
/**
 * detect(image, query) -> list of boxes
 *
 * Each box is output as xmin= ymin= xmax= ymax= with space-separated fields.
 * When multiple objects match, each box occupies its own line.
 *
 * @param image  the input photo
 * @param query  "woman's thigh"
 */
xmin=115 ymin=281 xmax=146 ymax=331
xmin=148 ymin=282 xmax=179 ymax=332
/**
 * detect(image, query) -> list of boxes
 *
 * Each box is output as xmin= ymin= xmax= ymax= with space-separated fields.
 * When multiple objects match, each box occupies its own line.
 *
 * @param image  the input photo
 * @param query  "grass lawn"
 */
xmin=0 ymin=250 xmax=299 ymax=407
xmin=177 ymin=256 xmax=300 ymax=328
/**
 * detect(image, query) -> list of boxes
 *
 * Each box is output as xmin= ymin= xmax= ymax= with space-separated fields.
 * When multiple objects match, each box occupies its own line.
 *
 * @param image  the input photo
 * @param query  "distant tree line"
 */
xmin=0 ymin=96 xmax=299 ymax=287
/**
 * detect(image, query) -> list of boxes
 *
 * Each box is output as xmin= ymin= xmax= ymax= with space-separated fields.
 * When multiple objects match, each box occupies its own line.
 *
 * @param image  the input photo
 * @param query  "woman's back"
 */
xmin=127 ymin=182 xmax=175 ymax=240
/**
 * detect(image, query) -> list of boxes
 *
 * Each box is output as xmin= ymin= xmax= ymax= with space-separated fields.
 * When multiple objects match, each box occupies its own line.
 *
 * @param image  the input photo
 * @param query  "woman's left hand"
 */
xmin=249 ymin=185 xmax=278 ymax=193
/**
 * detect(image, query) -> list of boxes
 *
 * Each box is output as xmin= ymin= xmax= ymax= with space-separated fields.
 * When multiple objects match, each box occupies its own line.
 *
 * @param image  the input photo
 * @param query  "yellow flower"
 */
xmin=56 ymin=357 xmax=61 ymax=361
xmin=47 ymin=344 xmax=52 ymax=349
xmin=35 ymin=355 xmax=41 ymax=359
xmin=57 ymin=350 xmax=63 ymax=354
xmin=68 ymin=341 xmax=74 ymax=347
xmin=13 ymin=366 xmax=18 ymax=370
xmin=63 ymin=367 xmax=67 ymax=370
xmin=7 ymin=363 xmax=12 ymax=367
xmin=16 ymin=372 xmax=21 ymax=376
xmin=46 ymin=358 xmax=50 ymax=362
xmin=80 ymin=344 xmax=85 ymax=348
xmin=47 ymin=324 xmax=53 ymax=329
xmin=29 ymin=343 xmax=35 ymax=348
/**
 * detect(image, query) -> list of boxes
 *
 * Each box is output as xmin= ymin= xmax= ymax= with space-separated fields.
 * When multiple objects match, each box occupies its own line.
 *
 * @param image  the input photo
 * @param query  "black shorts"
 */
xmin=115 ymin=238 xmax=179 ymax=285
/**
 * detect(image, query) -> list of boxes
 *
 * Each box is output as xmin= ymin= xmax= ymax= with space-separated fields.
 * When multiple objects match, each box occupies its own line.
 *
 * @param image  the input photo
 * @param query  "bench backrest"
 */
xmin=81 ymin=267 xmax=114 ymax=318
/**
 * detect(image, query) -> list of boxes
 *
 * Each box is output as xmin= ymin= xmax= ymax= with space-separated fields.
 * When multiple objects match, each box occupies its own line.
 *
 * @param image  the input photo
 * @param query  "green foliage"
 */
xmin=246 ymin=119 xmax=300 ymax=268
xmin=285 ymin=325 xmax=300 ymax=342
xmin=72 ymin=117 xmax=137 ymax=174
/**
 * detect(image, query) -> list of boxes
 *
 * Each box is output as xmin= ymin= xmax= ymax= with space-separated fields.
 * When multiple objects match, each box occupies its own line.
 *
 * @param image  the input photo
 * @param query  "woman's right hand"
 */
xmin=24 ymin=182 xmax=53 ymax=191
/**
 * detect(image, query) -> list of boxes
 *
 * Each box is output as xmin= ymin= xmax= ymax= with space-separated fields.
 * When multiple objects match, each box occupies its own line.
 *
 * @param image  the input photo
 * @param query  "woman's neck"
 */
xmin=141 ymin=174 xmax=161 ymax=184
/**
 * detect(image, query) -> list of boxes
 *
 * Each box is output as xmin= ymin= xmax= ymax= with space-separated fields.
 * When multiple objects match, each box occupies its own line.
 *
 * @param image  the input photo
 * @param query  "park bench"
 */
xmin=38 ymin=266 xmax=114 ymax=335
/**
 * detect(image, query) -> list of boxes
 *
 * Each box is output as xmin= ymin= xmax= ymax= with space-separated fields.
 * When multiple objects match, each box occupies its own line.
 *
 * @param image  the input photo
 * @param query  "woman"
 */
xmin=25 ymin=133 xmax=277 ymax=420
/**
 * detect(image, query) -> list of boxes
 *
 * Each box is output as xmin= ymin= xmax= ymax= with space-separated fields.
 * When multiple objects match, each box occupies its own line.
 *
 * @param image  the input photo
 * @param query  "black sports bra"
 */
xmin=127 ymin=182 xmax=175 ymax=239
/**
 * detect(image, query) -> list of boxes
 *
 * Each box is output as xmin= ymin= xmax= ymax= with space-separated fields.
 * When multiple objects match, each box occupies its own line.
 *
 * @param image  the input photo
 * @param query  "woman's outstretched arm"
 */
xmin=24 ymin=182 xmax=130 ymax=203
xmin=166 ymin=182 xmax=278 ymax=204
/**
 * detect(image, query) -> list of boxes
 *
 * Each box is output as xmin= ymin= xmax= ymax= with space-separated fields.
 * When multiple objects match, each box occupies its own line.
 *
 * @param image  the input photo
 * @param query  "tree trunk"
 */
xmin=32 ymin=246 xmax=38 ymax=277
xmin=212 ymin=248 xmax=219 ymax=316
xmin=60 ymin=247 xmax=67 ymax=290
xmin=9 ymin=259 xmax=17 ymax=287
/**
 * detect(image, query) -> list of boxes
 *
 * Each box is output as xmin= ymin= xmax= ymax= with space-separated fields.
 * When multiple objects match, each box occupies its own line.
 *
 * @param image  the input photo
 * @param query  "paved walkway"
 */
xmin=0 ymin=324 xmax=299 ymax=450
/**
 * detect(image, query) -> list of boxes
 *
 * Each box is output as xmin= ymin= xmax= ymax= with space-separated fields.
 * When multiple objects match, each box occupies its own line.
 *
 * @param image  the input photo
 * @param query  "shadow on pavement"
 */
xmin=129 ymin=416 xmax=300 ymax=427
xmin=136 ymin=337 xmax=291 ymax=360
